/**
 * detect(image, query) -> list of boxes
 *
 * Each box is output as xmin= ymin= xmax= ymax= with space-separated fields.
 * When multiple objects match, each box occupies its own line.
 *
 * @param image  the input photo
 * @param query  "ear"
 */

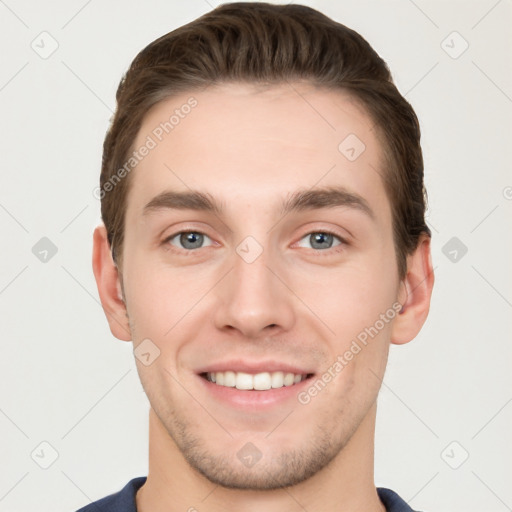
xmin=92 ymin=224 xmax=132 ymax=341
xmin=391 ymin=233 xmax=434 ymax=345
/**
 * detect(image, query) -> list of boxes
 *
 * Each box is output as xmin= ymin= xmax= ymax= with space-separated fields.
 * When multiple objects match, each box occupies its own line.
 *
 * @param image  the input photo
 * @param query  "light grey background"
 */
xmin=0 ymin=1 xmax=511 ymax=511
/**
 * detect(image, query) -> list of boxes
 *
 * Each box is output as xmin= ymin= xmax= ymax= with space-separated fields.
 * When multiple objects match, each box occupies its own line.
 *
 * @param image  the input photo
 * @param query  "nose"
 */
xmin=213 ymin=245 xmax=295 ymax=339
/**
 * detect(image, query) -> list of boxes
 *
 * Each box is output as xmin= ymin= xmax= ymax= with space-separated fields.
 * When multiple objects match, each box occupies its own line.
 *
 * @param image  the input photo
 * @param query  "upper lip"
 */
xmin=196 ymin=360 xmax=314 ymax=375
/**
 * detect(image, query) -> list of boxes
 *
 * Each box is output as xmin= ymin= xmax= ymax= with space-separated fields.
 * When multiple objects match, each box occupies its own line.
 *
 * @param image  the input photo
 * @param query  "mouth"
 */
xmin=195 ymin=360 xmax=316 ymax=409
xmin=200 ymin=370 xmax=315 ymax=391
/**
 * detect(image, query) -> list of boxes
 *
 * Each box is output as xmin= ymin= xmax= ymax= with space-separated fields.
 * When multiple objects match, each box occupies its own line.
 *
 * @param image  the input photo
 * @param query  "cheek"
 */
xmin=318 ymin=319 xmax=392 ymax=416
xmin=296 ymin=260 xmax=398 ymax=328
xmin=292 ymin=256 xmax=398 ymax=382
xmin=124 ymin=256 xmax=209 ymax=333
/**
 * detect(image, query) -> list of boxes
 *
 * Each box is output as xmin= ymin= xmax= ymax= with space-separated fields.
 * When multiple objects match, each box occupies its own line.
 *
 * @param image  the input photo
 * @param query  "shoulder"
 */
xmin=75 ymin=476 xmax=147 ymax=512
xmin=377 ymin=487 xmax=423 ymax=512
xmin=74 ymin=479 xmax=419 ymax=512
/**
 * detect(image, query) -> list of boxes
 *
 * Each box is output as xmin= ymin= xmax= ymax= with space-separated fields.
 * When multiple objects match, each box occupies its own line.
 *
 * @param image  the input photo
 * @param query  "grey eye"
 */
xmin=169 ymin=232 xmax=213 ymax=250
xmin=297 ymin=232 xmax=342 ymax=250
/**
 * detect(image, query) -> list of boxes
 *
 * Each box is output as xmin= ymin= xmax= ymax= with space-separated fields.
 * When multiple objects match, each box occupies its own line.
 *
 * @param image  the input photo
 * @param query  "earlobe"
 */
xmin=92 ymin=224 xmax=132 ymax=341
xmin=391 ymin=234 xmax=434 ymax=345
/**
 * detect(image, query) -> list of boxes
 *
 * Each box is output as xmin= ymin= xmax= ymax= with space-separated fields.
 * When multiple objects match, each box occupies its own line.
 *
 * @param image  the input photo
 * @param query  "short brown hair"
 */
xmin=100 ymin=2 xmax=430 ymax=279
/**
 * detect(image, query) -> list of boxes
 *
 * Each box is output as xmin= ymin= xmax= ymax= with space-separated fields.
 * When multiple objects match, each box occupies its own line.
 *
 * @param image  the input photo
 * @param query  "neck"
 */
xmin=136 ymin=402 xmax=385 ymax=512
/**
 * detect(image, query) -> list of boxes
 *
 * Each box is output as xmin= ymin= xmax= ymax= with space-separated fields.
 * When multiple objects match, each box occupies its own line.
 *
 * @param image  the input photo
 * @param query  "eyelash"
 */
xmin=296 ymin=229 xmax=348 ymax=256
xmin=162 ymin=229 xmax=348 ymax=254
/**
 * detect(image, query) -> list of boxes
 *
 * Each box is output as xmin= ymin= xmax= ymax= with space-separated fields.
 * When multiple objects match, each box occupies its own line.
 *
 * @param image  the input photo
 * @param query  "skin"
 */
xmin=92 ymin=82 xmax=434 ymax=512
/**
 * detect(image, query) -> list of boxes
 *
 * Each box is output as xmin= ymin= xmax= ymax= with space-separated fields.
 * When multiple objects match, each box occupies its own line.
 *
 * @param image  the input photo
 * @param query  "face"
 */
xmin=120 ymin=82 xmax=404 ymax=489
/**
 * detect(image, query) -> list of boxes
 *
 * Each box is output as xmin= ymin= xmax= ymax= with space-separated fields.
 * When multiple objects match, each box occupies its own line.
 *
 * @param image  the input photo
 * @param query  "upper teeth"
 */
xmin=206 ymin=371 xmax=306 ymax=390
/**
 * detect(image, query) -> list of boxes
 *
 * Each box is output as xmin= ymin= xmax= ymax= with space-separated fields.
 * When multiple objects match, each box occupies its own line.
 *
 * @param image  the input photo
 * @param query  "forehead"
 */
xmin=126 ymin=82 xmax=389 ymax=222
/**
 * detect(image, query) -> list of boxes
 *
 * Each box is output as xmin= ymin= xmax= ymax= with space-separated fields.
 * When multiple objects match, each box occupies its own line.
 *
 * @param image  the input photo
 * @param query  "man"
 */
xmin=86 ymin=2 xmax=434 ymax=511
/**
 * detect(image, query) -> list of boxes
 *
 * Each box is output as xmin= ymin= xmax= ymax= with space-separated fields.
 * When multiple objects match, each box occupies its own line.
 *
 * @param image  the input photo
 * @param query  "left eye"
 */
xmin=296 ymin=232 xmax=343 ymax=250
xmin=167 ymin=231 xmax=213 ymax=250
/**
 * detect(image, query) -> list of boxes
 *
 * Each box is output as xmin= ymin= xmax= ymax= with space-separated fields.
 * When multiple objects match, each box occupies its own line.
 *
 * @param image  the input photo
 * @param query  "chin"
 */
xmin=172 ymin=423 xmax=344 ymax=491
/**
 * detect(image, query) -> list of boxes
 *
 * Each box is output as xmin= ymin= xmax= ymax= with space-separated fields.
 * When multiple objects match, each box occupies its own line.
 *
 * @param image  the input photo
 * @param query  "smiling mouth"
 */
xmin=200 ymin=371 xmax=314 ymax=391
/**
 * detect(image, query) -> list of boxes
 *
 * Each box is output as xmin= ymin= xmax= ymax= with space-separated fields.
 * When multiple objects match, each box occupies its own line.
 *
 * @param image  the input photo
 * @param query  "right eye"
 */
xmin=164 ymin=231 xmax=214 ymax=251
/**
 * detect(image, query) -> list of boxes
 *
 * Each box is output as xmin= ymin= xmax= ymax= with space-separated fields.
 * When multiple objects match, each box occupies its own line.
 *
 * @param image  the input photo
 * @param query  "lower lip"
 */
xmin=197 ymin=374 xmax=314 ymax=410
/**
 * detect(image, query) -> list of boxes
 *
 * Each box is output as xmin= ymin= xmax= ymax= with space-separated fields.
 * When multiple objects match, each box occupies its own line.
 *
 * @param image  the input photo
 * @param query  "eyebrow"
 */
xmin=142 ymin=186 xmax=374 ymax=220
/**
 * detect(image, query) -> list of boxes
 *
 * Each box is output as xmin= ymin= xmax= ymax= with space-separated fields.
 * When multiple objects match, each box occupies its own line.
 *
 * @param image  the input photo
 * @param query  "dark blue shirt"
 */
xmin=76 ymin=476 xmax=421 ymax=511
